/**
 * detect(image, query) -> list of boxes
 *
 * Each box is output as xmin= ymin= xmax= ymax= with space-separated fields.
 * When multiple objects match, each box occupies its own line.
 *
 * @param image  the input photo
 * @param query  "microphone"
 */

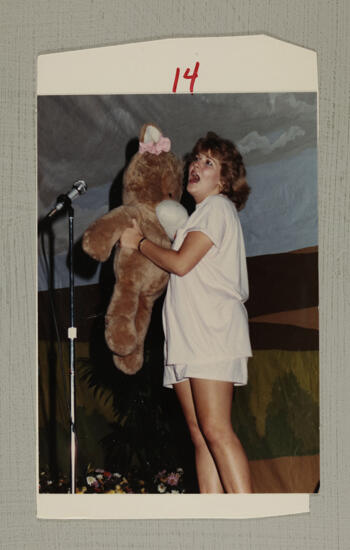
xmin=47 ymin=180 xmax=87 ymax=217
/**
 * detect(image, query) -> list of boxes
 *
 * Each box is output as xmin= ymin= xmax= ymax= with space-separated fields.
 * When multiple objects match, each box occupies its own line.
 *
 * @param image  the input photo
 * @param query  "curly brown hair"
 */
xmin=190 ymin=131 xmax=250 ymax=210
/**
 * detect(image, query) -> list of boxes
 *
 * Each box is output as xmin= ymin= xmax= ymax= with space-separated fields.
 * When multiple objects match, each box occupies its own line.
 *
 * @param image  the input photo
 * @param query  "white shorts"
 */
xmin=163 ymin=357 xmax=248 ymax=389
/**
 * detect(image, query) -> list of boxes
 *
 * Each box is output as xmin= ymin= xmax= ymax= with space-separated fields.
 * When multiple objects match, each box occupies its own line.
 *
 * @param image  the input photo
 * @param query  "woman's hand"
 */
xmin=120 ymin=219 xmax=143 ymax=249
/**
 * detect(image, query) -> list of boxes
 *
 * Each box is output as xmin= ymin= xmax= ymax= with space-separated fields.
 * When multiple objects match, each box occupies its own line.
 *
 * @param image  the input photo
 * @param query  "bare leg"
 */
xmin=190 ymin=378 xmax=252 ymax=493
xmin=174 ymin=380 xmax=224 ymax=493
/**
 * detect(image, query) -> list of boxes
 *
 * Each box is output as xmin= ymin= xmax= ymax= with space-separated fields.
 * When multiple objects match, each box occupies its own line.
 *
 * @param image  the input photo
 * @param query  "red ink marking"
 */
xmin=183 ymin=62 xmax=200 ymax=94
xmin=172 ymin=62 xmax=200 ymax=94
xmin=172 ymin=67 xmax=180 ymax=93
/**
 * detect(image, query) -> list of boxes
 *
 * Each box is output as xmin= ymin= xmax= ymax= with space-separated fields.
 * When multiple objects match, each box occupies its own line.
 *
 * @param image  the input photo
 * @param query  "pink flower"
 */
xmin=166 ymin=472 xmax=180 ymax=486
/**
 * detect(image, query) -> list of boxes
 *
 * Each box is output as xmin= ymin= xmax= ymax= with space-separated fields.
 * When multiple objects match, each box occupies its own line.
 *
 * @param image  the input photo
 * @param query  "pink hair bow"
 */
xmin=139 ymin=135 xmax=171 ymax=155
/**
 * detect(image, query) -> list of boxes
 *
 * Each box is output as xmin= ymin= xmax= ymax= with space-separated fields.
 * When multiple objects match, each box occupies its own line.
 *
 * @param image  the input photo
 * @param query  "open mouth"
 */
xmin=189 ymin=170 xmax=200 ymax=184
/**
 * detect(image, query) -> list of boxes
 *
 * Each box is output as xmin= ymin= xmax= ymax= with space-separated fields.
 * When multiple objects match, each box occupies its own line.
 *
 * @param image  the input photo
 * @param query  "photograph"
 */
xmin=37 ymin=91 xmax=319 ymax=499
xmin=2 ymin=0 xmax=349 ymax=544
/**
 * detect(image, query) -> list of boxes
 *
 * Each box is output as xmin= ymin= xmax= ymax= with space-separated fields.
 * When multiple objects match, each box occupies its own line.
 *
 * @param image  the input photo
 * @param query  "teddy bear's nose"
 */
xmin=168 ymin=193 xmax=172 ymax=197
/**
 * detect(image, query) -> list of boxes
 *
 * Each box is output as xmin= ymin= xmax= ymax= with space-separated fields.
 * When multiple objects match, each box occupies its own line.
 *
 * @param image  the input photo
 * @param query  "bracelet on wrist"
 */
xmin=137 ymin=237 xmax=147 ymax=252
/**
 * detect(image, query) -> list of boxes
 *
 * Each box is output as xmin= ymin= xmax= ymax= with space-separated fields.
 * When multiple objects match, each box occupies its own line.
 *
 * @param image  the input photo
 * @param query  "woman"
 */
xmin=121 ymin=132 xmax=252 ymax=493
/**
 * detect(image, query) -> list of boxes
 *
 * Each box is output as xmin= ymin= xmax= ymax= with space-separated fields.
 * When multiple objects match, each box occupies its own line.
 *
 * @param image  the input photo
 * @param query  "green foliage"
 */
xmin=233 ymin=352 xmax=319 ymax=460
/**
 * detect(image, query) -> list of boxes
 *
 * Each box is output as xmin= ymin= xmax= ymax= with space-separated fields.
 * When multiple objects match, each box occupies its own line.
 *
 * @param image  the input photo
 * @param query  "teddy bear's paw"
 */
xmin=82 ymin=233 xmax=110 ymax=262
xmin=112 ymin=352 xmax=143 ymax=375
xmin=105 ymin=316 xmax=138 ymax=356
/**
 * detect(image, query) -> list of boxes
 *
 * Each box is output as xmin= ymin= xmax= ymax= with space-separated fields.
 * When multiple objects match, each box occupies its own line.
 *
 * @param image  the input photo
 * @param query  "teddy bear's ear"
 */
xmin=139 ymin=123 xmax=162 ymax=144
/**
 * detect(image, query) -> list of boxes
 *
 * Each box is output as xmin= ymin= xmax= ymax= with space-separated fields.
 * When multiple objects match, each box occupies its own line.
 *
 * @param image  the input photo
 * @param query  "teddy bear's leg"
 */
xmin=113 ymin=350 xmax=143 ymax=375
xmin=112 ymin=294 xmax=155 ymax=375
xmin=134 ymin=293 xmax=156 ymax=347
xmin=105 ymin=282 xmax=140 ymax=356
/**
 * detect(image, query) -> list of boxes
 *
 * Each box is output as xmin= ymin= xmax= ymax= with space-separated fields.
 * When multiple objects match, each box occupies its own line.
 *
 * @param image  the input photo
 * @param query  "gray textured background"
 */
xmin=1 ymin=0 xmax=349 ymax=548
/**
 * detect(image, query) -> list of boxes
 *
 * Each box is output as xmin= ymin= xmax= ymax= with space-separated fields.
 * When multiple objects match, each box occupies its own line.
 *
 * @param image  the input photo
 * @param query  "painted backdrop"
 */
xmin=38 ymin=93 xmax=319 ymax=493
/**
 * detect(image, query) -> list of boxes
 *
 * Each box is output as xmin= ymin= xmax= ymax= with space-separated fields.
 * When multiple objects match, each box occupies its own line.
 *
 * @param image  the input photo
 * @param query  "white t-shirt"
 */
xmin=162 ymin=194 xmax=252 ymax=368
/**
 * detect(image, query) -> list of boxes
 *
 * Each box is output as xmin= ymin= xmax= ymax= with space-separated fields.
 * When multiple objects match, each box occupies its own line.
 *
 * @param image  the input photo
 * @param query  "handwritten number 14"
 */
xmin=172 ymin=62 xmax=200 ymax=94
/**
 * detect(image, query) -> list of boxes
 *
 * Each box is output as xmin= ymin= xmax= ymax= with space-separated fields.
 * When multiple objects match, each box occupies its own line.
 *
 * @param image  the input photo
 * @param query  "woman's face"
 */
xmin=187 ymin=150 xmax=222 ymax=203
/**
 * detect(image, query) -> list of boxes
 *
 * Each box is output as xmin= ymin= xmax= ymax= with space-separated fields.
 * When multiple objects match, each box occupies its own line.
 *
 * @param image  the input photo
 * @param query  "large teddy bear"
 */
xmin=82 ymin=124 xmax=187 ymax=374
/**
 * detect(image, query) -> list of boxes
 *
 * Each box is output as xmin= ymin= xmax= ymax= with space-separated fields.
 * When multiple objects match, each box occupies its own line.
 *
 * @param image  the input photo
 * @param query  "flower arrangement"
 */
xmin=153 ymin=468 xmax=184 ymax=494
xmin=39 ymin=466 xmax=185 ymax=494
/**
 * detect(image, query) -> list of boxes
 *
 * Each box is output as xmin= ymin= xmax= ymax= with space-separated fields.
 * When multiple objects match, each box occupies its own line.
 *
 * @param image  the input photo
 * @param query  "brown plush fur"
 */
xmin=82 ymin=124 xmax=183 ymax=374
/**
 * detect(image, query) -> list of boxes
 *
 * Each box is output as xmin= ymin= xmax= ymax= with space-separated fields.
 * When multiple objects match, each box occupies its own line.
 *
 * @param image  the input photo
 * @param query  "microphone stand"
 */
xmin=67 ymin=199 xmax=77 ymax=495
xmin=41 ymin=183 xmax=86 ymax=495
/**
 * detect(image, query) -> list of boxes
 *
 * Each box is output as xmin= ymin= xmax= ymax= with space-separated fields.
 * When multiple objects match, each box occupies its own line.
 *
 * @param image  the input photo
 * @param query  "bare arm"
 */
xmin=120 ymin=220 xmax=213 ymax=276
